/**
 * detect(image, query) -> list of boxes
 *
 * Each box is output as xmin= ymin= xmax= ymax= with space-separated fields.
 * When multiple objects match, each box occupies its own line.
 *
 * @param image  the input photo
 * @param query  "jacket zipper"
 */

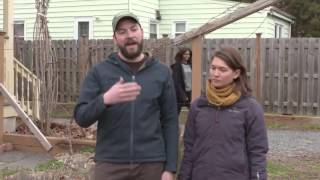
xmin=130 ymin=75 xmax=136 ymax=165
xmin=256 ymin=172 xmax=260 ymax=180
xmin=215 ymin=106 xmax=220 ymax=123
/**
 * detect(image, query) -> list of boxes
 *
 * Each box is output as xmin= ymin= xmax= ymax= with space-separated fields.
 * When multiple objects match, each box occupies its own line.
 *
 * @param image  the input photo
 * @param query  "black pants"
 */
xmin=177 ymin=91 xmax=191 ymax=115
xmin=91 ymin=162 xmax=164 ymax=180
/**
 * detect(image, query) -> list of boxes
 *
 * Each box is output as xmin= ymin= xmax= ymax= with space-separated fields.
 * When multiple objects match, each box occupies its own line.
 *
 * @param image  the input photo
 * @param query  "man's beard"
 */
xmin=119 ymin=40 xmax=143 ymax=60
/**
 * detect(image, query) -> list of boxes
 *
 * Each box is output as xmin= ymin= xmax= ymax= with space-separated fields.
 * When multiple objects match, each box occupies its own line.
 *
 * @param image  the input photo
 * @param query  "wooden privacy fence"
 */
xmin=202 ymin=38 xmax=320 ymax=116
xmin=14 ymin=38 xmax=320 ymax=116
xmin=14 ymin=37 xmax=176 ymax=103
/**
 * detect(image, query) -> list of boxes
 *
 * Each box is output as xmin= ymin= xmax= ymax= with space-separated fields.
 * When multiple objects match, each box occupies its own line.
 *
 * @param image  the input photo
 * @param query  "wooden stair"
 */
xmin=2 ymin=58 xmax=40 ymax=133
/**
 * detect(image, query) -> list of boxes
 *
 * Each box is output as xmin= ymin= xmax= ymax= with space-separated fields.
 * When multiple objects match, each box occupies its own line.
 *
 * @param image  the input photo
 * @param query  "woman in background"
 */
xmin=171 ymin=48 xmax=192 ymax=115
xmin=179 ymin=47 xmax=268 ymax=180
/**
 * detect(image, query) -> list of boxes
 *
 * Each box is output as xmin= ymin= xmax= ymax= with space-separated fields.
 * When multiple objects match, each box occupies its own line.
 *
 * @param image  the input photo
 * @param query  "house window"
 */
xmin=174 ymin=21 xmax=186 ymax=37
xmin=78 ymin=22 xmax=89 ymax=37
xmin=74 ymin=17 xmax=93 ymax=39
xmin=275 ymin=23 xmax=283 ymax=38
xmin=150 ymin=22 xmax=158 ymax=39
xmin=14 ymin=21 xmax=25 ymax=39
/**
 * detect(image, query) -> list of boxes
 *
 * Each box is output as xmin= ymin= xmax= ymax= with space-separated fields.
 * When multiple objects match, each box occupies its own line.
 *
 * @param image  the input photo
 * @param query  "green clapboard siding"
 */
xmin=0 ymin=0 xmax=293 ymax=40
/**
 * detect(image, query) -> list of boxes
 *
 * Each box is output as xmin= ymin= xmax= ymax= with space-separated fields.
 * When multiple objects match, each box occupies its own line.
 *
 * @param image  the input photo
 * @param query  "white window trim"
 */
xmin=74 ymin=17 xmax=94 ymax=39
xmin=275 ymin=23 xmax=283 ymax=38
xmin=14 ymin=20 xmax=26 ymax=40
xmin=149 ymin=19 xmax=159 ymax=39
xmin=172 ymin=21 xmax=187 ymax=38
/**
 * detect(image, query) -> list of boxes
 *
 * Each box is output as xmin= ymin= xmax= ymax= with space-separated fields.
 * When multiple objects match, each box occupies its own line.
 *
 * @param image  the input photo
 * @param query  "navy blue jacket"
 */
xmin=74 ymin=53 xmax=179 ymax=172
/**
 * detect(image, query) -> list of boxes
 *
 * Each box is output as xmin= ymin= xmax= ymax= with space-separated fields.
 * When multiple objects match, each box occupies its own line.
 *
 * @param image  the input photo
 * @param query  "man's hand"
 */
xmin=161 ymin=171 xmax=174 ymax=180
xmin=103 ymin=77 xmax=141 ymax=105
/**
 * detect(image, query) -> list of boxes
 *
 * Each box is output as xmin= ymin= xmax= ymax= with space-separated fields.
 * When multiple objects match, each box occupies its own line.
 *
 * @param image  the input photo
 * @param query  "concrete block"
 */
xmin=4 ymin=117 xmax=17 ymax=133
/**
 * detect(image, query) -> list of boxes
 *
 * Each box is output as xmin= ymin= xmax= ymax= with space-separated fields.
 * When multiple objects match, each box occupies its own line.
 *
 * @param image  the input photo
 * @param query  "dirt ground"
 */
xmin=2 ymin=149 xmax=319 ymax=180
xmin=268 ymin=154 xmax=320 ymax=180
xmin=2 ymin=112 xmax=320 ymax=179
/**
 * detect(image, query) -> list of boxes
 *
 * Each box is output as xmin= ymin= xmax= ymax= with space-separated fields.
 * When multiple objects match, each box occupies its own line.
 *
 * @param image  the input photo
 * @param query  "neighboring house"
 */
xmin=0 ymin=0 xmax=294 ymax=40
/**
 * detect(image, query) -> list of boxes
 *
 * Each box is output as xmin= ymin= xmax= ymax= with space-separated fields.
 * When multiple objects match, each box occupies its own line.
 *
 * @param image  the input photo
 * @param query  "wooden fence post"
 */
xmin=255 ymin=33 xmax=262 ymax=103
xmin=191 ymin=36 xmax=203 ymax=101
xmin=0 ymin=32 xmax=5 ymax=143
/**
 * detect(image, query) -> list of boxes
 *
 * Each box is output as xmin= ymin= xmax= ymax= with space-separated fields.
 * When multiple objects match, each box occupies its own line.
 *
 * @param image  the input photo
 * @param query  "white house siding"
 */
xmin=0 ymin=0 xmax=293 ymax=40
xmin=208 ymin=10 xmax=271 ymax=38
xmin=0 ymin=0 xmax=37 ymax=39
xmin=269 ymin=14 xmax=292 ymax=38
xmin=159 ymin=0 xmax=292 ymax=39
xmin=159 ymin=0 xmax=237 ymax=38
xmin=0 ymin=0 xmax=131 ymax=40
xmin=131 ymin=0 xmax=160 ymax=38
xmin=47 ymin=0 xmax=130 ymax=40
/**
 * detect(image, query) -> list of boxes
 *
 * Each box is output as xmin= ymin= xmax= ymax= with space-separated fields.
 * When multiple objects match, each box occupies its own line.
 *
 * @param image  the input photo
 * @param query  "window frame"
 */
xmin=172 ymin=21 xmax=187 ymax=38
xmin=74 ymin=17 xmax=94 ymax=39
xmin=149 ymin=20 xmax=159 ymax=39
xmin=14 ymin=20 xmax=26 ymax=40
xmin=275 ymin=23 xmax=283 ymax=38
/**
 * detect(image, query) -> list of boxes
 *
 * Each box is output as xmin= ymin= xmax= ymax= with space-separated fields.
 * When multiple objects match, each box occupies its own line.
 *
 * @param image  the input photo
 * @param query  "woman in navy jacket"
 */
xmin=179 ymin=47 xmax=268 ymax=180
xmin=171 ymin=48 xmax=192 ymax=115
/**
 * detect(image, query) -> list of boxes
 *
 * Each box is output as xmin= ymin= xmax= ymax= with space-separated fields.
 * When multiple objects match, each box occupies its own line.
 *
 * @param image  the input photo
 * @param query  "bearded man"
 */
xmin=74 ymin=12 xmax=178 ymax=180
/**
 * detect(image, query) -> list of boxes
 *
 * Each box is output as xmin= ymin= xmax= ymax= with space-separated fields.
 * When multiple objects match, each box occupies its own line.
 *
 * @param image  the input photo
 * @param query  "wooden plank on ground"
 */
xmin=0 ymin=83 xmax=52 ymax=151
xmin=3 ymin=133 xmax=95 ymax=154
xmin=264 ymin=114 xmax=320 ymax=125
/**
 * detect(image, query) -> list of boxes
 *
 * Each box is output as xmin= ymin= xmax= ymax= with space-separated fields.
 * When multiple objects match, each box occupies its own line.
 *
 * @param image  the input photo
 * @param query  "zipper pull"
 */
xmin=256 ymin=172 xmax=260 ymax=180
xmin=132 ymin=75 xmax=136 ymax=82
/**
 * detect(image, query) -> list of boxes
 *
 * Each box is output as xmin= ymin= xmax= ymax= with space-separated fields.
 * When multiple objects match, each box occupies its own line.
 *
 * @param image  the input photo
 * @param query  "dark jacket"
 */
xmin=74 ymin=53 xmax=179 ymax=172
xmin=179 ymin=95 xmax=268 ymax=180
xmin=171 ymin=62 xmax=192 ymax=105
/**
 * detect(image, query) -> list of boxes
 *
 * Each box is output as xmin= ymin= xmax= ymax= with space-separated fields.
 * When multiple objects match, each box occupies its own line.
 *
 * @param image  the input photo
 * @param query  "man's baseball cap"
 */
xmin=112 ymin=11 xmax=141 ymax=32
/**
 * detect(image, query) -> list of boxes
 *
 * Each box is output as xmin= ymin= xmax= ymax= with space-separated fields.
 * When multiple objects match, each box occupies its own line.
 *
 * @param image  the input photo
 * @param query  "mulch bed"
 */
xmin=15 ymin=122 xmax=96 ymax=140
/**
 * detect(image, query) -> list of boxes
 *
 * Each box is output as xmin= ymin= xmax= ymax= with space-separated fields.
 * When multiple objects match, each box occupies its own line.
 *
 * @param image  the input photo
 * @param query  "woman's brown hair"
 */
xmin=175 ymin=47 xmax=192 ymax=63
xmin=212 ymin=47 xmax=252 ymax=96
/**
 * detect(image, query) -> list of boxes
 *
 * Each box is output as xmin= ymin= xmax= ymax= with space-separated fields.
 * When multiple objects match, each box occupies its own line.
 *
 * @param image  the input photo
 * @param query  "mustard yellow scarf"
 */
xmin=206 ymin=80 xmax=241 ymax=107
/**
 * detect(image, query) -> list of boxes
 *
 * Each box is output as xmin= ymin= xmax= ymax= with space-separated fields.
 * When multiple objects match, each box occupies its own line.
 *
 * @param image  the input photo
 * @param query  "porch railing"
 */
xmin=13 ymin=58 xmax=40 ymax=120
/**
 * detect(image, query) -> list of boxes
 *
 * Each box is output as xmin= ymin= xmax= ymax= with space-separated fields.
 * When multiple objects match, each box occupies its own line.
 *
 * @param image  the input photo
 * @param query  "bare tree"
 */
xmin=33 ymin=0 xmax=58 ymax=134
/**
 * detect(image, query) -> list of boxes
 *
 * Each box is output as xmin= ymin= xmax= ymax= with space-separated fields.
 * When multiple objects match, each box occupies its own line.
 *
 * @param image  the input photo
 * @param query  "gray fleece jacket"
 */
xmin=179 ymin=95 xmax=268 ymax=180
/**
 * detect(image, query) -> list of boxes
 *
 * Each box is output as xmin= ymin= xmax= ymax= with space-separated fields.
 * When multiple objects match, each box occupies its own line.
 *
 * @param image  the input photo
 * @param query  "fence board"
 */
xmin=65 ymin=40 xmax=72 ymax=102
xmin=301 ymin=39 xmax=308 ymax=114
xmin=308 ymin=38 xmax=315 ymax=115
xmin=71 ymin=40 xmax=78 ymax=101
xmin=278 ymin=39 xmax=284 ymax=114
xmin=56 ymin=40 xmax=65 ymax=102
xmin=286 ymin=39 xmax=293 ymax=114
xmin=317 ymin=38 xmax=320 ymax=115
xmin=263 ymin=38 xmax=271 ymax=112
